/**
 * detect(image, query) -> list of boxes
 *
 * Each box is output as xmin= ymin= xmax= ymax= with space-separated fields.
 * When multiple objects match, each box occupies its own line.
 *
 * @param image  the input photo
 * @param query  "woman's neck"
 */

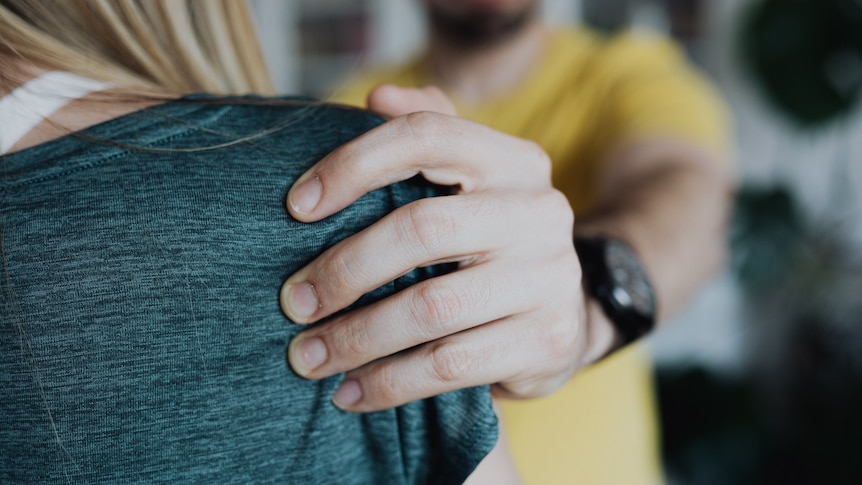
xmin=1 ymin=58 xmax=170 ymax=154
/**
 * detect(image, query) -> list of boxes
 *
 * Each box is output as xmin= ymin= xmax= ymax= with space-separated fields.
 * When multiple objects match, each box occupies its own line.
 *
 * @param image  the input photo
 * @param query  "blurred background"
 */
xmin=250 ymin=1 xmax=862 ymax=483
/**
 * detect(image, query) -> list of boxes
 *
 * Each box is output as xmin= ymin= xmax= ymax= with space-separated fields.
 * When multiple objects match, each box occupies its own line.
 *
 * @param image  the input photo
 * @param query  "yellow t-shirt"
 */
xmin=334 ymin=27 xmax=728 ymax=485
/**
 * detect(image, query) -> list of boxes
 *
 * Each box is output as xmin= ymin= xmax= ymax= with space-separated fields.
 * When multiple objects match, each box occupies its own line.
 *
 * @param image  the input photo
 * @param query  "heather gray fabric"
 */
xmin=0 ymin=96 xmax=497 ymax=484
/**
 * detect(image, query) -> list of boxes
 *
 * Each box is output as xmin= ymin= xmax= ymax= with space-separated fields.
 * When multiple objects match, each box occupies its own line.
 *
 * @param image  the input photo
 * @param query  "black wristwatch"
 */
xmin=574 ymin=237 xmax=657 ymax=346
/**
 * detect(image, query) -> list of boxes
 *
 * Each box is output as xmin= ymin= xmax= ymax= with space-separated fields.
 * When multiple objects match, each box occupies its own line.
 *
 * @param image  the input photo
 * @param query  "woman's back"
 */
xmin=0 ymin=97 xmax=496 ymax=483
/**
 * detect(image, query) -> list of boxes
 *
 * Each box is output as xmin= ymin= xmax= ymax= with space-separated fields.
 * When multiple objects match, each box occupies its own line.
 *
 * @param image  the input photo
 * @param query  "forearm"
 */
xmin=574 ymin=138 xmax=734 ymax=359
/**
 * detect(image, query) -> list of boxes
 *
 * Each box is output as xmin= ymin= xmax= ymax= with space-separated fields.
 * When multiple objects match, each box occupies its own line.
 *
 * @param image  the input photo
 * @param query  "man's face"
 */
xmin=426 ymin=0 xmax=541 ymax=48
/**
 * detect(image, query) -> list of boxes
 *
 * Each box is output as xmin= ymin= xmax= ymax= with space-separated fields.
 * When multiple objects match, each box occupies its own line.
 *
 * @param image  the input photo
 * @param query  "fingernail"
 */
xmin=283 ymin=282 xmax=320 ymax=321
xmin=333 ymin=380 xmax=362 ymax=409
xmin=289 ymin=175 xmax=322 ymax=215
xmin=293 ymin=337 xmax=328 ymax=373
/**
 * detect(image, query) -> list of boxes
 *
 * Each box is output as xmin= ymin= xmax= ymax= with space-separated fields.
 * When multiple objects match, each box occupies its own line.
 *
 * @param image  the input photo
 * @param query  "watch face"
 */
xmin=605 ymin=240 xmax=656 ymax=316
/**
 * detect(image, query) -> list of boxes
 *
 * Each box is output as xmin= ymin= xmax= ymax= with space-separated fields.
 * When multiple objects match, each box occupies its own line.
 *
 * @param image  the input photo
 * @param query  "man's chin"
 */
xmin=428 ymin=2 xmax=538 ymax=49
xmin=458 ymin=0 xmax=522 ymax=11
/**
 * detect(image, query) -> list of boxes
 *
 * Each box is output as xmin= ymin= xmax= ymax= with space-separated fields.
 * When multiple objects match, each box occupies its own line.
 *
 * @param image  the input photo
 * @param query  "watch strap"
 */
xmin=574 ymin=237 xmax=656 ymax=346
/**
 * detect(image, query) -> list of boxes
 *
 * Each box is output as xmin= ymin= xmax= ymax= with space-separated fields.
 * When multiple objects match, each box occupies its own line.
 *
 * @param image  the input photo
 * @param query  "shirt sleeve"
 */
xmin=590 ymin=31 xmax=732 ymax=158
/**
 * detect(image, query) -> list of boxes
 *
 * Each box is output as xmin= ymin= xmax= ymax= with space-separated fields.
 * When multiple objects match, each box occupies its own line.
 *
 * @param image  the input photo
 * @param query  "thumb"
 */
xmin=366 ymin=84 xmax=458 ymax=118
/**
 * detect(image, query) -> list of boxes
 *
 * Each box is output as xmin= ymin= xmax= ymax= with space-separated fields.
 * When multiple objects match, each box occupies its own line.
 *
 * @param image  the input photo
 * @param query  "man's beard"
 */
xmin=428 ymin=3 xmax=538 ymax=49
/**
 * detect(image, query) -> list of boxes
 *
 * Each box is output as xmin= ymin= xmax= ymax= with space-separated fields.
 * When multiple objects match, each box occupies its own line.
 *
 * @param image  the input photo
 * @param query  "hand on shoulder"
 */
xmin=280 ymin=85 xmax=611 ymax=412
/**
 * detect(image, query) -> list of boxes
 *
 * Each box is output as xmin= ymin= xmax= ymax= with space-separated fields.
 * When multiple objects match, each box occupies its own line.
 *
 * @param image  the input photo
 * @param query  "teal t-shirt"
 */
xmin=0 ymin=97 xmax=497 ymax=483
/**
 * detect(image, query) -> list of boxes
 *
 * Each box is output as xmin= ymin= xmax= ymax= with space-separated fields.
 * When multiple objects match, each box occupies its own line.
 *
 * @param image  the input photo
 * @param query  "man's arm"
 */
xmin=576 ymin=137 xmax=734 ymax=362
xmin=277 ymin=85 xmax=732 ymax=412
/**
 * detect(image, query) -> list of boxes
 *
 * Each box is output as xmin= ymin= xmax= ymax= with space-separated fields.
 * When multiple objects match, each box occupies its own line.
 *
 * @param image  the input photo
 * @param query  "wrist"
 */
xmin=582 ymin=294 xmax=623 ymax=366
xmin=574 ymin=236 xmax=657 ymax=365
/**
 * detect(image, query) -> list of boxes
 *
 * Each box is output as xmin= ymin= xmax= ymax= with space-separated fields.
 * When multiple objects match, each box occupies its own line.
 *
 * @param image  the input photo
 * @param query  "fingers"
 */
xmin=280 ymin=103 xmax=585 ymax=412
xmin=329 ymin=313 xmax=581 ymax=413
xmin=283 ymin=185 xmax=582 ymax=412
xmin=280 ymin=190 xmax=565 ymax=324
xmin=366 ymin=84 xmax=458 ymax=118
xmin=285 ymin=195 xmax=581 ymax=406
xmin=286 ymin=112 xmax=551 ymax=222
xmin=287 ymin=261 xmax=534 ymax=379
xmin=283 ymin=185 xmax=579 ymax=410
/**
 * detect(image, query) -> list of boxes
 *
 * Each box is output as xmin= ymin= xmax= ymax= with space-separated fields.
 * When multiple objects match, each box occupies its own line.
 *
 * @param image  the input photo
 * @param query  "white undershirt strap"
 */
xmin=0 ymin=71 xmax=113 ymax=154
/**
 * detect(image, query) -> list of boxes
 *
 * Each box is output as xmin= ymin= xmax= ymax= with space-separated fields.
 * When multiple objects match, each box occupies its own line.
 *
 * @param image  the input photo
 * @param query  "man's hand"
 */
xmin=279 ymin=85 xmax=609 ymax=412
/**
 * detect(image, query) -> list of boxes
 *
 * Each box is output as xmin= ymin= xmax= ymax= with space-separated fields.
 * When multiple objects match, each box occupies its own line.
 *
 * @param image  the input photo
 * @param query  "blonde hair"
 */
xmin=0 ymin=0 xmax=274 ymax=95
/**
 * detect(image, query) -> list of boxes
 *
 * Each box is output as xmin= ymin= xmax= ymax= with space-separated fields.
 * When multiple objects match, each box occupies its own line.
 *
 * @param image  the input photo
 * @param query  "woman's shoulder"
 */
xmin=151 ymin=95 xmax=384 ymax=154
xmin=0 ymin=95 xmax=384 ymax=187
xmin=179 ymin=94 xmax=383 ymax=128
xmin=0 ymin=93 xmax=495 ymax=483
xmin=131 ymin=94 xmax=387 ymax=154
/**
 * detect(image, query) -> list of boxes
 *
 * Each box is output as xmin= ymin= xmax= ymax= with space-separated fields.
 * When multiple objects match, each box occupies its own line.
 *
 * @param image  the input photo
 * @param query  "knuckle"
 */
xmin=544 ymin=316 xmax=579 ymax=362
xmin=402 ymin=201 xmax=454 ymax=256
xmin=318 ymin=241 xmax=371 ymax=297
xmin=428 ymin=340 xmax=476 ymax=383
xmin=401 ymin=111 xmax=444 ymax=146
xmin=401 ymin=111 xmax=465 ymax=151
xmin=403 ymin=110 xmax=439 ymax=133
xmin=559 ymin=251 xmax=582 ymax=283
xmin=565 ymin=251 xmax=583 ymax=282
xmin=354 ymin=361 xmax=404 ymax=409
xmin=510 ymin=374 xmax=569 ymax=399
xmin=368 ymin=364 xmax=401 ymax=405
xmin=329 ymin=141 xmax=366 ymax=177
xmin=539 ymin=189 xmax=575 ymax=230
xmin=522 ymin=140 xmax=552 ymax=179
xmin=321 ymin=253 xmax=348 ymax=288
xmin=312 ymin=254 xmax=355 ymax=305
xmin=548 ymin=189 xmax=575 ymax=222
xmin=412 ymin=282 xmax=466 ymax=336
xmin=335 ymin=320 xmax=372 ymax=359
